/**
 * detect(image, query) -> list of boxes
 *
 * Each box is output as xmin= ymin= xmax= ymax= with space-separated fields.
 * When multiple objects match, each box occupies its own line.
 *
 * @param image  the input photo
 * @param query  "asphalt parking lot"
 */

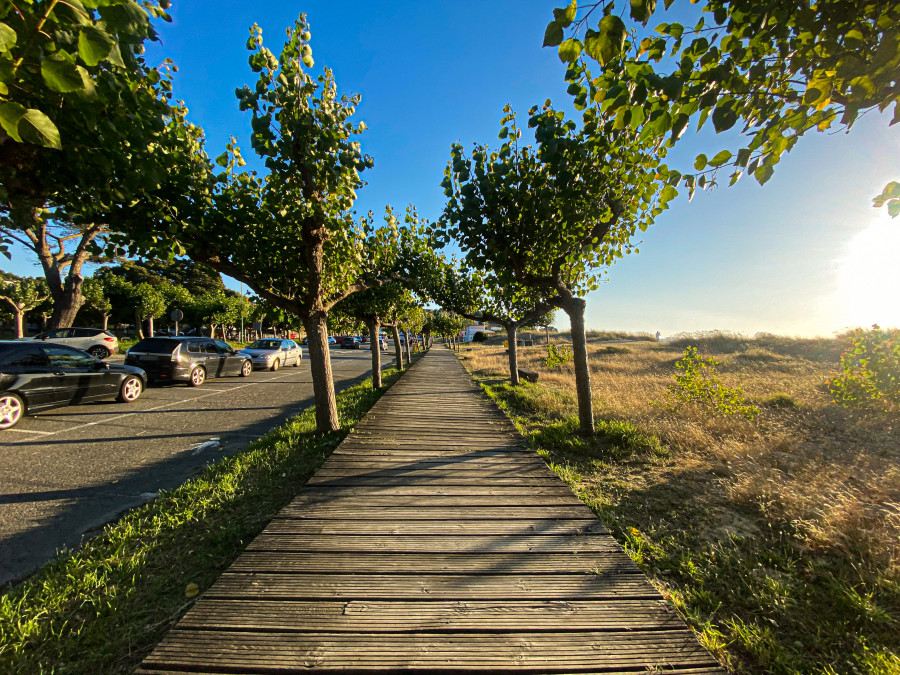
xmin=0 ymin=347 xmax=393 ymax=587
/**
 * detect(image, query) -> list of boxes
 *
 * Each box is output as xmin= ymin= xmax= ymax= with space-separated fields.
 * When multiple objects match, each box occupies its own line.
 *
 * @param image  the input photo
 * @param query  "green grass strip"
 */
xmin=0 ymin=363 xmax=414 ymax=674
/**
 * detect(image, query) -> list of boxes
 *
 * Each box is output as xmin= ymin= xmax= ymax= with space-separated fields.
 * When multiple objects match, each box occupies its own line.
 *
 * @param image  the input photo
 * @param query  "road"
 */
xmin=0 ymin=347 xmax=392 ymax=587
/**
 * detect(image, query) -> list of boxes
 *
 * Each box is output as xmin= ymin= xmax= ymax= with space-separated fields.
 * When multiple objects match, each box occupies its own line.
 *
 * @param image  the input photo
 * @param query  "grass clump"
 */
xmin=668 ymin=346 xmax=760 ymax=420
xmin=0 ymin=365 xmax=408 ymax=674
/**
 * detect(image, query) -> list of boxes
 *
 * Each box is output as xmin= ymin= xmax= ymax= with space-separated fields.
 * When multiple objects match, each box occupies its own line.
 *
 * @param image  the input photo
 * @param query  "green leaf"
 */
xmin=694 ymin=154 xmax=707 ymax=170
xmin=735 ymin=148 xmax=751 ymax=168
xmin=215 ymin=152 xmax=229 ymax=168
xmin=754 ymin=163 xmax=774 ymax=185
xmin=558 ymin=38 xmax=582 ymax=63
xmin=78 ymin=26 xmax=115 ymax=67
xmin=888 ymin=200 xmax=900 ymax=218
xmin=543 ymin=21 xmax=565 ymax=47
xmin=41 ymin=55 xmax=85 ymax=93
xmin=630 ymin=0 xmax=656 ymax=24
xmin=710 ymin=150 xmax=732 ymax=167
xmin=552 ymin=2 xmax=577 ymax=28
xmin=712 ymin=104 xmax=738 ymax=132
xmin=18 ymin=108 xmax=61 ymax=149
xmin=595 ymin=15 xmax=627 ymax=65
xmin=0 ymin=100 xmax=26 ymax=141
xmin=0 ymin=22 xmax=17 ymax=52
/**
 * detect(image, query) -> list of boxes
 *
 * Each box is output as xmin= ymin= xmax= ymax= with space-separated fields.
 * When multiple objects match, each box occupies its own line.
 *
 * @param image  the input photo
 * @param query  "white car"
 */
xmin=20 ymin=328 xmax=119 ymax=359
xmin=238 ymin=338 xmax=302 ymax=371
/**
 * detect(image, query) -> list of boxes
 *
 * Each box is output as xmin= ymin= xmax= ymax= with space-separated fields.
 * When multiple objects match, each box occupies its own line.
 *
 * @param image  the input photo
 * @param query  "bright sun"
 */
xmin=835 ymin=213 xmax=900 ymax=330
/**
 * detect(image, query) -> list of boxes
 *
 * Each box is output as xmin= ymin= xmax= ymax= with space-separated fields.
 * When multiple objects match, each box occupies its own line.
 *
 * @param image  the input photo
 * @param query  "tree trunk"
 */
xmin=134 ymin=309 xmax=144 ymax=340
xmin=102 ymin=314 xmax=109 ymax=330
xmin=47 ymin=274 xmax=85 ymax=329
xmin=148 ymin=316 xmax=155 ymax=337
xmin=367 ymin=317 xmax=382 ymax=389
xmin=546 ymin=325 xmax=550 ymax=344
xmin=14 ymin=310 xmax=24 ymax=338
xmin=507 ymin=322 xmax=520 ymax=386
xmin=561 ymin=296 xmax=593 ymax=435
xmin=391 ymin=324 xmax=405 ymax=370
xmin=403 ymin=330 xmax=412 ymax=364
xmin=304 ymin=311 xmax=340 ymax=432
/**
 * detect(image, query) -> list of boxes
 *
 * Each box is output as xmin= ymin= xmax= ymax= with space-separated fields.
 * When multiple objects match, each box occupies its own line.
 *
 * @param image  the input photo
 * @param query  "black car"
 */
xmin=125 ymin=337 xmax=252 ymax=386
xmin=0 ymin=341 xmax=146 ymax=430
xmin=340 ymin=336 xmax=361 ymax=350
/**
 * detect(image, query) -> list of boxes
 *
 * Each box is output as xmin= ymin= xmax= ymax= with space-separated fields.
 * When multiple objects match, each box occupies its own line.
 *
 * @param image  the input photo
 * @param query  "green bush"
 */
xmin=472 ymin=331 xmax=488 ymax=342
xmin=826 ymin=325 xmax=900 ymax=411
xmin=668 ymin=346 xmax=759 ymax=420
xmin=542 ymin=343 xmax=572 ymax=368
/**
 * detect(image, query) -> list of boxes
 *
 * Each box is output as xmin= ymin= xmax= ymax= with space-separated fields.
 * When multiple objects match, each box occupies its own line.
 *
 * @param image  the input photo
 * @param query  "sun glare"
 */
xmin=835 ymin=213 xmax=900 ymax=330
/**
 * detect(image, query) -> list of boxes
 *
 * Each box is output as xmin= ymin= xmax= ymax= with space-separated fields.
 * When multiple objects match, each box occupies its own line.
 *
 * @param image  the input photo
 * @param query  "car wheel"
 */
xmin=117 ymin=376 xmax=143 ymax=403
xmin=0 ymin=393 xmax=25 ymax=430
xmin=271 ymin=359 xmax=281 ymax=371
xmin=189 ymin=366 xmax=206 ymax=387
xmin=293 ymin=355 xmax=299 ymax=367
xmin=88 ymin=345 xmax=109 ymax=359
xmin=240 ymin=360 xmax=252 ymax=377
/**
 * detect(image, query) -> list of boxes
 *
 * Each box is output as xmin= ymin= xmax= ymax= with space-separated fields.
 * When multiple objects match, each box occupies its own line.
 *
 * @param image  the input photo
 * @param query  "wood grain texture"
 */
xmin=138 ymin=347 xmax=723 ymax=674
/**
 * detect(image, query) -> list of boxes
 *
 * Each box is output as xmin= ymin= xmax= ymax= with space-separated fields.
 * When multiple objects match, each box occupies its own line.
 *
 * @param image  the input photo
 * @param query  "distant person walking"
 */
xmin=655 ymin=331 xmax=661 ymax=341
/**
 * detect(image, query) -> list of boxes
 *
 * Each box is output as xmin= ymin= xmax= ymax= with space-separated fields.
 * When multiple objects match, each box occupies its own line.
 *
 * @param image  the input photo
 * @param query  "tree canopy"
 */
xmin=544 ymin=0 xmax=900 ymax=206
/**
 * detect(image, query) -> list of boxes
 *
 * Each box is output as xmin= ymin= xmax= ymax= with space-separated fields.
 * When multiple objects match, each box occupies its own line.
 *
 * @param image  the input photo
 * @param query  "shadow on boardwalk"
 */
xmin=138 ymin=347 xmax=723 ymax=673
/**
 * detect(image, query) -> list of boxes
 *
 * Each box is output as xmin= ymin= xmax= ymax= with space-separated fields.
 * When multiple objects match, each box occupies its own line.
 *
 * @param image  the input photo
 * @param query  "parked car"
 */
xmin=125 ymin=337 xmax=252 ymax=386
xmin=0 ymin=341 xmax=146 ymax=430
xmin=340 ymin=336 xmax=361 ymax=350
xmin=238 ymin=338 xmax=302 ymax=371
xmin=19 ymin=327 xmax=118 ymax=359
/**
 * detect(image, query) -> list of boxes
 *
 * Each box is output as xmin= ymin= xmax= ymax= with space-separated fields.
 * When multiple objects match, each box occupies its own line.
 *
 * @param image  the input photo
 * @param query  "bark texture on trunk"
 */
xmin=367 ymin=317 xmax=382 ymax=389
xmin=102 ymin=314 xmax=109 ymax=330
xmin=304 ymin=311 xmax=339 ymax=432
xmin=391 ymin=325 xmax=404 ymax=370
xmin=148 ymin=316 xmax=155 ymax=338
xmin=14 ymin=312 xmax=24 ymax=338
xmin=403 ymin=330 xmax=411 ymax=364
xmin=561 ymin=296 xmax=593 ymax=435
xmin=47 ymin=274 xmax=85 ymax=329
xmin=507 ymin=323 xmax=520 ymax=386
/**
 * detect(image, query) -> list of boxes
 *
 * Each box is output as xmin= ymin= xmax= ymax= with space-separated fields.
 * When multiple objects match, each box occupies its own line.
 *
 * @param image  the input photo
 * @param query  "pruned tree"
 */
xmin=0 ymin=276 xmax=48 ymax=337
xmin=544 ymin=0 xmax=900 ymax=209
xmin=433 ymin=262 xmax=556 ymax=385
xmin=81 ymin=276 xmax=112 ymax=329
xmin=131 ymin=282 xmax=165 ymax=339
xmin=0 ymin=1 xmax=192 ymax=327
xmin=439 ymin=105 xmax=672 ymax=434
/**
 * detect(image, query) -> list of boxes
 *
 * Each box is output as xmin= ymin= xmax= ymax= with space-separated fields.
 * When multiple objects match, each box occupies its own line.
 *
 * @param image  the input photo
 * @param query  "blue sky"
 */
xmin=3 ymin=1 xmax=898 ymax=337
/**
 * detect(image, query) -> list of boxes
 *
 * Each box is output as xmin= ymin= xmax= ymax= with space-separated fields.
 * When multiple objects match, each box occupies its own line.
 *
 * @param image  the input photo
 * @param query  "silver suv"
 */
xmin=21 ymin=328 xmax=119 ymax=359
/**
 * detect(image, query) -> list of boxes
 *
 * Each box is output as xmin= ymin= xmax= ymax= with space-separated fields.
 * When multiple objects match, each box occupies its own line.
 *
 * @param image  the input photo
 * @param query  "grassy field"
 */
xmin=457 ymin=333 xmax=899 ymax=674
xmin=0 ymin=361 xmax=414 ymax=674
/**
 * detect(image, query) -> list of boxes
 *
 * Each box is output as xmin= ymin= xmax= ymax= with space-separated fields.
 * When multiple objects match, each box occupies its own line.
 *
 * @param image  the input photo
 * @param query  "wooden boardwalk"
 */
xmin=138 ymin=347 xmax=723 ymax=673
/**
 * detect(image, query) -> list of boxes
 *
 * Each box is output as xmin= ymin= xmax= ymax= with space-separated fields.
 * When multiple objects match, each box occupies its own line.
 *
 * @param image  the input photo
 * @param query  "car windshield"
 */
xmin=247 ymin=340 xmax=281 ymax=350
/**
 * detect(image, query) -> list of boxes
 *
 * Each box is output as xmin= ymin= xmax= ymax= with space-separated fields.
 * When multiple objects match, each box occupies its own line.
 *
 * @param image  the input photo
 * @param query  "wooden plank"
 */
xmin=138 ymin=630 xmax=721 ymax=671
xmin=228 ymin=551 xmax=638 ymax=574
xmin=246 ymin=534 xmax=624 ymax=553
xmin=176 ymin=599 xmax=684 ymax=632
xmin=204 ymin=572 xmax=658 ymax=601
xmin=263 ymin=519 xmax=606 ymax=536
xmin=291 ymin=485 xmax=577 ymax=497
xmin=279 ymin=506 xmax=596 ymax=520
xmin=305 ymin=475 xmax=567 ymax=486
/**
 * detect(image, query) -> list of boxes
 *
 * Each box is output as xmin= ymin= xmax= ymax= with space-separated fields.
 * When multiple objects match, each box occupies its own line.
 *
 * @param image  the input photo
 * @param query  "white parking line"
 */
xmin=3 ymin=427 xmax=54 ymax=435
xmin=23 ymin=371 xmax=300 ymax=439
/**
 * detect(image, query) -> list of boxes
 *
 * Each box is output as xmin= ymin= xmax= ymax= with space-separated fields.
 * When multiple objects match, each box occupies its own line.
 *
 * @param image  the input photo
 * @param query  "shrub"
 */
xmin=542 ymin=343 xmax=572 ymax=368
xmin=826 ymin=325 xmax=900 ymax=411
xmin=764 ymin=393 xmax=799 ymax=409
xmin=668 ymin=346 xmax=759 ymax=420
xmin=472 ymin=331 xmax=488 ymax=342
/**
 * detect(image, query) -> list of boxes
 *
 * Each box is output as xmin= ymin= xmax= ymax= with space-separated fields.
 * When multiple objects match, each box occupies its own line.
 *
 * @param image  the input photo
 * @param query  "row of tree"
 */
xmin=2 ymin=2 xmax=895 ymax=437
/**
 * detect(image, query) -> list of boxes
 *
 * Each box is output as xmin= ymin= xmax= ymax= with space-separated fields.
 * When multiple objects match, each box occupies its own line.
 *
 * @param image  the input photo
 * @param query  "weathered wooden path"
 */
xmin=138 ymin=347 xmax=723 ymax=673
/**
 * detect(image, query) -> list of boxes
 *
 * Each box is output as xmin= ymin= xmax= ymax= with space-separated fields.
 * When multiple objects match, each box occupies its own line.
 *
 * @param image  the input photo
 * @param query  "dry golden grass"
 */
xmin=458 ymin=334 xmax=900 ymax=673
